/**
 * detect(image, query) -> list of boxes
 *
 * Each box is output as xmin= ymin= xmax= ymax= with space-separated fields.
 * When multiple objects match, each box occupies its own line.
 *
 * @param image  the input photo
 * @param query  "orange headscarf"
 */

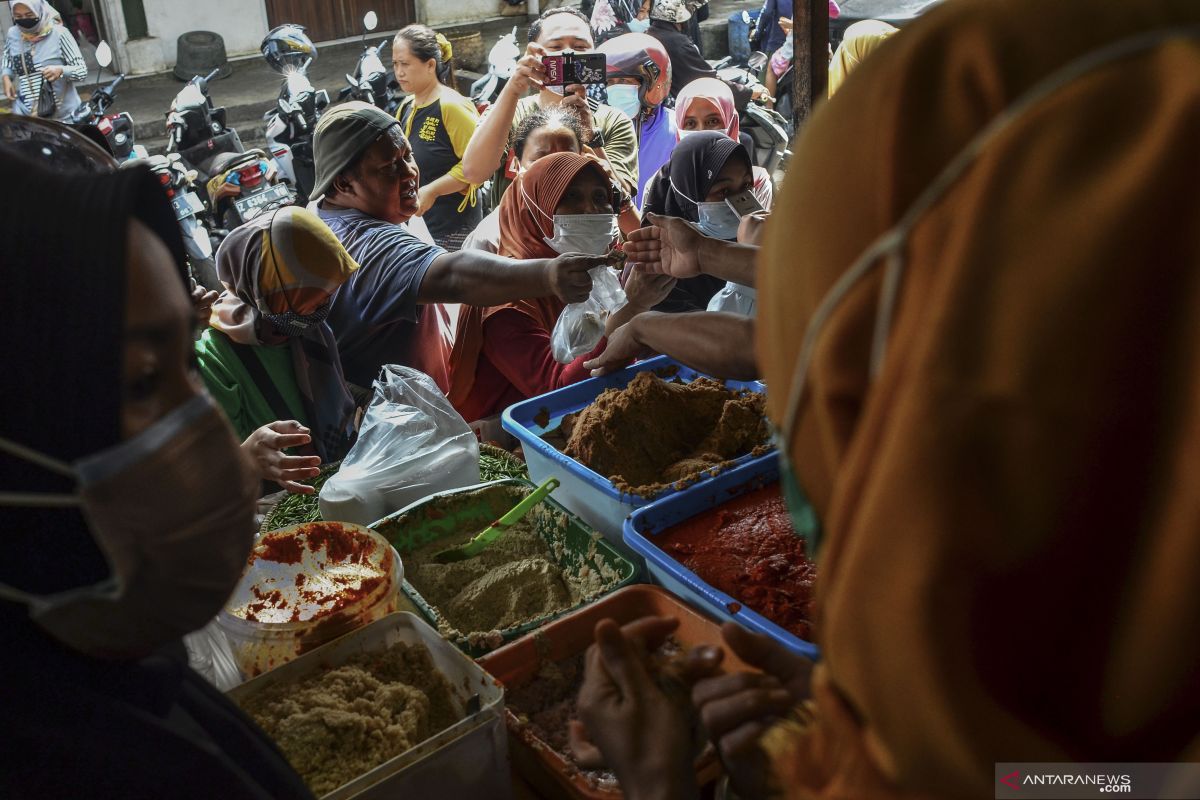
xmin=447 ymin=152 xmax=609 ymax=412
xmin=757 ymin=0 xmax=1200 ymax=796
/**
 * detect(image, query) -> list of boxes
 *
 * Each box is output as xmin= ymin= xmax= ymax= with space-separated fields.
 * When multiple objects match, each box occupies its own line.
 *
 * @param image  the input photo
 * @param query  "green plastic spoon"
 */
xmin=432 ymin=477 xmax=561 ymax=564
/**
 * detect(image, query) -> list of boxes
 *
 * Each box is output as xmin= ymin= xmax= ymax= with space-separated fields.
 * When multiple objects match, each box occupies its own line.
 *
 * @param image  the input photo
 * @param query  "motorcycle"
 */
xmin=165 ymin=68 xmax=245 ymax=189
xmin=67 ymin=41 xmax=147 ymax=162
xmin=262 ymin=24 xmax=328 ymax=204
xmin=339 ymin=11 xmax=399 ymax=114
xmin=127 ymin=153 xmax=221 ymax=291
xmin=470 ymin=26 xmax=520 ymax=114
xmin=205 ymin=148 xmax=295 ymax=229
xmin=713 ymin=52 xmax=793 ymax=176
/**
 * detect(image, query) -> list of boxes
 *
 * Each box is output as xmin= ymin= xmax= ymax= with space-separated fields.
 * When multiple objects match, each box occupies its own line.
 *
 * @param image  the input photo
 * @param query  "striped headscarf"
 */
xmin=211 ymin=206 xmax=360 ymax=460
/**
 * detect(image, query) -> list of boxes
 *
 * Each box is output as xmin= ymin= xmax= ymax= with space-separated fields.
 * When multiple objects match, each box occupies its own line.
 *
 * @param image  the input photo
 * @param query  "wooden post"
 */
xmin=792 ymin=0 xmax=829 ymax=131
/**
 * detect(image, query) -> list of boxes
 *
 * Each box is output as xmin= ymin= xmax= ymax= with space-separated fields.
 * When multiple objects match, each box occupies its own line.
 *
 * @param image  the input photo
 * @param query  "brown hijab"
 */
xmin=447 ymin=153 xmax=609 ymax=411
xmin=757 ymin=0 xmax=1200 ymax=796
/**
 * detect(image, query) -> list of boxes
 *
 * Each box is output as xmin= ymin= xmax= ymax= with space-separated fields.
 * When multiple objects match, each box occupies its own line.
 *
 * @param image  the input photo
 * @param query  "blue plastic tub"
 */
xmin=501 ymin=356 xmax=775 ymax=548
xmin=624 ymin=458 xmax=820 ymax=659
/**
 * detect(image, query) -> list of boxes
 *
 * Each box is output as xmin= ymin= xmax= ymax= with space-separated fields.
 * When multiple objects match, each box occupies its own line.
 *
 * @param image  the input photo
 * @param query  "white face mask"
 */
xmin=606 ymin=83 xmax=643 ymax=120
xmin=520 ymin=180 xmax=617 ymax=255
xmin=0 ymin=394 xmax=259 ymax=659
xmin=671 ymin=177 xmax=744 ymax=240
xmin=544 ymin=213 xmax=618 ymax=255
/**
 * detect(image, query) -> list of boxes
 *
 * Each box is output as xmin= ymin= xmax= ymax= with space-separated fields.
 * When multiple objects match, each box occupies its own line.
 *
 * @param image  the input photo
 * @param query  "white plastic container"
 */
xmin=217 ymin=522 xmax=402 ymax=679
xmin=227 ymin=612 xmax=511 ymax=800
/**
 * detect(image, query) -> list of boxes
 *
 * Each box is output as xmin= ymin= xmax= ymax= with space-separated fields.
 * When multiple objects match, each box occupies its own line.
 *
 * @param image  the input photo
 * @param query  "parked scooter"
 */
xmin=470 ymin=26 xmax=520 ymax=114
xmin=67 ymin=41 xmax=147 ymax=162
xmin=125 ymin=153 xmax=221 ymax=291
xmin=262 ymin=24 xmax=328 ymax=204
xmin=206 ymin=148 xmax=295 ymax=229
xmin=340 ymin=12 xmax=398 ymax=114
xmin=165 ymin=68 xmax=245 ymax=187
xmin=713 ymin=52 xmax=793 ymax=175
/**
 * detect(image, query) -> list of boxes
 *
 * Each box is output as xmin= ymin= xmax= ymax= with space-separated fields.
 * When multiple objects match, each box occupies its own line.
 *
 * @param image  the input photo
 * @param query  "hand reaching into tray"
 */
xmin=689 ymin=623 xmax=813 ymax=800
xmin=572 ymin=616 xmax=705 ymax=800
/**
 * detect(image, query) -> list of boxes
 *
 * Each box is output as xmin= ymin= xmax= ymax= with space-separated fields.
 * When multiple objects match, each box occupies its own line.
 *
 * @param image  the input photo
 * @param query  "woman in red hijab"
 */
xmin=449 ymin=152 xmax=675 ymax=422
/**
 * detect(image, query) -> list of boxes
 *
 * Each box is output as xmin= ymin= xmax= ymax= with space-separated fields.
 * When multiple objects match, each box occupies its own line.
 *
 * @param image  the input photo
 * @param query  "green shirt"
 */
xmin=195 ymin=329 xmax=309 ymax=442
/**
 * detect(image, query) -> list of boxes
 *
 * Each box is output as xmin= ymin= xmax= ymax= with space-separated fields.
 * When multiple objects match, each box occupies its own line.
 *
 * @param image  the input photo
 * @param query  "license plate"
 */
xmin=170 ymin=192 xmax=203 ymax=220
xmin=234 ymin=183 xmax=292 ymax=220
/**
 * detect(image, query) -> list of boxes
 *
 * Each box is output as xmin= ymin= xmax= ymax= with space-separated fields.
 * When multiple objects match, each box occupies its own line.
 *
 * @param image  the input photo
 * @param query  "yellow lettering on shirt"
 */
xmin=419 ymin=117 xmax=440 ymax=142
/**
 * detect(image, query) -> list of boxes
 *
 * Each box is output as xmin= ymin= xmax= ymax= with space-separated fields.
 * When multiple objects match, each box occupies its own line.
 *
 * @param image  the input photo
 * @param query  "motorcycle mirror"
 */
xmin=363 ymin=11 xmax=378 ymax=31
xmin=96 ymin=41 xmax=113 ymax=68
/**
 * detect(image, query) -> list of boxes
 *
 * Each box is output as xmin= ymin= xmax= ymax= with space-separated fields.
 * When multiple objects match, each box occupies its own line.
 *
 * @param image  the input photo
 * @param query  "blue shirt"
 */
xmin=317 ymin=204 xmax=452 ymax=390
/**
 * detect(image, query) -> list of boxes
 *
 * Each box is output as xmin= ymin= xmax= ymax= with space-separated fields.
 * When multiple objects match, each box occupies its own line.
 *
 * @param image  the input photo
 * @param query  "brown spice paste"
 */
xmin=241 ymin=641 xmax=464 ymax=796
xmin=563 ymin=372 xmax=768 ymax=497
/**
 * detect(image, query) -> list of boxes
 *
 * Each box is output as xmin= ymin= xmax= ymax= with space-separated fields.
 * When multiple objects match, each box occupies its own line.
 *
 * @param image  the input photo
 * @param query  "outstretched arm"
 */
xmin=417 ymin=249 xmax=603 ymax=307
xmin=584 ymin=311 xmax=758 ymax=381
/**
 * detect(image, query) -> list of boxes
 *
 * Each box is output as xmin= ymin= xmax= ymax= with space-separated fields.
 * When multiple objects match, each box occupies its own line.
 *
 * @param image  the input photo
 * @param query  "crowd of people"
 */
xmin=4 ymin=0 xmax=1200 ymax=797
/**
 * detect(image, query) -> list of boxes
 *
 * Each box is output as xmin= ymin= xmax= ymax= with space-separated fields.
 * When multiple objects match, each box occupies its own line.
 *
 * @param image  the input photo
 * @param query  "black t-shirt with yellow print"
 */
xmin=398 ymin=87 xmax=483 ymax=250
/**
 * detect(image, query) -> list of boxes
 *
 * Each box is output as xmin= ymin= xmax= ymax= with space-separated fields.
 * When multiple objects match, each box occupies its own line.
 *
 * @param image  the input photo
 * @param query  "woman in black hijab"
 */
xmin=0 ymin=148 xmax=313 ymax=799
xmin=641 ymin=130 xmax=755 ymax=313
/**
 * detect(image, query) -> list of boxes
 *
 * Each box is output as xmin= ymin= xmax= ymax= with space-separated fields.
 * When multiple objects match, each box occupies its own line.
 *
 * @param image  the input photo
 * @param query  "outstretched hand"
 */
xmin=546 ymin=253 xmax=603 ymax=304
xmin=625 ymin=213 xmax=707 ymax=279
xmin=241 ymin=420 xmax=322 ymax=494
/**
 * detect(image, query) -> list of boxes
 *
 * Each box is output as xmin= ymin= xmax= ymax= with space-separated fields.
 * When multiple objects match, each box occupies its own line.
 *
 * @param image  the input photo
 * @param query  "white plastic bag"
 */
xmin=184 ymin=619 xmax=243 ymax=691
xmin=551 ymin=265 xmax=626 ymax=363
xmin=319 ymin=365 xmax=480 ymax=525
xmin=706 ymin=282 xmax=758 ymax=317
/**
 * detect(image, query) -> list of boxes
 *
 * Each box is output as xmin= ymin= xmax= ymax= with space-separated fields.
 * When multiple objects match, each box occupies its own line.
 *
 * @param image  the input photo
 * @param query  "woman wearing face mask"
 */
xmin=462 ymin=105 xmax=587 ymax=254
xmin=675 ymin=77 xmax=774 ymax=209
xmin=0 ymin=152 xmax=312 ymax=798
xmin=598 ymin=32 xmax=676 ymax=209
xmin=393 ymin=25 xmax=482 ymax=251
xmin=2 ymin=1 xmax=87 ymax=121
xmin=641 ymin=130 xmax=754 ymax=313
xmin=195 ymin=207 xmax=361 ymax=484
xmin=449 ymin=152 xmax=675 ymax=422
xmin=590 ymin=0 xmax=653 ymax=44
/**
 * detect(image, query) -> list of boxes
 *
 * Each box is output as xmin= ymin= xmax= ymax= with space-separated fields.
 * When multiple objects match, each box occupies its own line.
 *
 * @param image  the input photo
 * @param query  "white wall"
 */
xmin=419 ymin=0 xmax=509 ymax=27
xmin=142 ymin=0 xmax=269 ymax=63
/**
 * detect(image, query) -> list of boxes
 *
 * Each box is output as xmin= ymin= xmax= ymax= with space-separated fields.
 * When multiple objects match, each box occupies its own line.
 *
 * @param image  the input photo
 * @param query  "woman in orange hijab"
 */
xmin=449 ymin=152 xmax=674 ymax=422
xmin=571 ymin=0 xmax=1200 ymax=797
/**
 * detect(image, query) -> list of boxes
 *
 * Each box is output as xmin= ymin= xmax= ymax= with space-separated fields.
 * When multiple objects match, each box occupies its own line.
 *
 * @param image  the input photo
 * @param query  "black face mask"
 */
xmin=15 ymin=18 xmax=40 ymax=30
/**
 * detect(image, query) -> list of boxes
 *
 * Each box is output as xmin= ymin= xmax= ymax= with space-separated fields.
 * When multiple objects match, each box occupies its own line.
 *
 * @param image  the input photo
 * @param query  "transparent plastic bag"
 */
xmin=319 ymin=365 xmax=480 ymax=525
xmin=184 ymin=619 xmax=243 ymax=690
xmin=551 ymin=265 xmax=626 ymax=363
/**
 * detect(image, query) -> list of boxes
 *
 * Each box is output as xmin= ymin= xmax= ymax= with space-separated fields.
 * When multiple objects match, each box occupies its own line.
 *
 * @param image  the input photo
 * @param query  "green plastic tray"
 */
xmin=369 ymin=479 xmax=638 ymax=657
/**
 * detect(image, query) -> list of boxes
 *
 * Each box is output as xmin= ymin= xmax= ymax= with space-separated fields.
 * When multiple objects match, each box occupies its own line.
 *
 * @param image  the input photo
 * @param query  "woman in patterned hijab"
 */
xmin=197 ymin=206 xmax=360 ymax=466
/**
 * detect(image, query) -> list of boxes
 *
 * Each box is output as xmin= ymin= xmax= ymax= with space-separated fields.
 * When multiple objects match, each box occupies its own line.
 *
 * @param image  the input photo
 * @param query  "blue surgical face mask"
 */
xmin=606 ymin=83 xmax=643 ymax=120
xmin=671 ymin=178 xmax=744 ymax=240
xmin=627 ymin=17 xmax=651 ymax=34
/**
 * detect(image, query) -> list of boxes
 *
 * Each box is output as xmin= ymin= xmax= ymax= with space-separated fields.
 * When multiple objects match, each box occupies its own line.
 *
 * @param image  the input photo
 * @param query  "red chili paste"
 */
xmin=657 ymin=485 xmax=815 ymax=640
xmin=303 ymin=522 xmax=365 ymax=564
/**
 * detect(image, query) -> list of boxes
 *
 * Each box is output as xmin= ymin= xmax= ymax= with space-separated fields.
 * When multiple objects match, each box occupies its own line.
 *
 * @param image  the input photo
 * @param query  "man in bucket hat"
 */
xmin=312 ymin=102 xmax=602 ymax=399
